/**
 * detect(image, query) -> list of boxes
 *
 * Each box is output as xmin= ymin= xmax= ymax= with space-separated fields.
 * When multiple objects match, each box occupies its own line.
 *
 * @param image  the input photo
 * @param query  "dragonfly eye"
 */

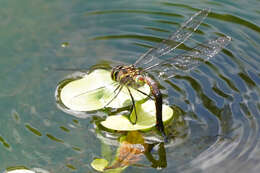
xmin=111 ymin=67 xmax=120 ymax=80
xmin=117 ymin=65 xmax=123 ymax=70
xmin=114 ymin=71 xmax=119 ymax=78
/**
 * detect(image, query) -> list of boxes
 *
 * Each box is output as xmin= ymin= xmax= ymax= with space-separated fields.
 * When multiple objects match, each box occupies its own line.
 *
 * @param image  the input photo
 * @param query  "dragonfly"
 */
xmin=70 ymin=8 xmax=231 ymax=140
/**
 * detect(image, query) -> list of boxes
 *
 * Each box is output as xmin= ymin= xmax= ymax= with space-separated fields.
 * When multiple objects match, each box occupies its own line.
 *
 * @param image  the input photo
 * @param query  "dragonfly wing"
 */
xmin=134 ymin=8 xmax=210 ymax=69
xmin=146 ymin=36 xmax=231 ymax=79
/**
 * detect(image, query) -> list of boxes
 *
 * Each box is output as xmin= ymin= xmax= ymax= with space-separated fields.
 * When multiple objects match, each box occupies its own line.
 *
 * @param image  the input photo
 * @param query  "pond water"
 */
xmin=0 ymin=0 xmax=259 ymax=172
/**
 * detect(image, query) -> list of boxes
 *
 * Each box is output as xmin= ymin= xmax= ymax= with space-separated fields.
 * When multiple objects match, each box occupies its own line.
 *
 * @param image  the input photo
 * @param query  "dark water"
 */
xmin=1 ymin=0 xmax=260 ymax=172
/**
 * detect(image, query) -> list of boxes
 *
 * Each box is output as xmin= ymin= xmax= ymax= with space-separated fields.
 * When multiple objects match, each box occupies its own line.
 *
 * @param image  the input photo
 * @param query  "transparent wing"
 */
xmin=134 ymin=8 xmax=210 ymax=69
xmin=143 ymin=36 xmax=231 ymax=79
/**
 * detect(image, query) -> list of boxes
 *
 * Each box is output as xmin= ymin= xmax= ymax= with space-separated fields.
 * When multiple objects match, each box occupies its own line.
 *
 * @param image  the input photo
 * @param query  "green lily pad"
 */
xmin=101 ymin=100 xmax=174 ymax=131
xmin=91 ymin=158 xmax=126 ymax=173
xmin=91 ymin=158 xmax=109 ymax=172
xmin=60 ymin=69 xmax=150 ymax=111
xmin=4 ymin=169 xmax=35 ymax=173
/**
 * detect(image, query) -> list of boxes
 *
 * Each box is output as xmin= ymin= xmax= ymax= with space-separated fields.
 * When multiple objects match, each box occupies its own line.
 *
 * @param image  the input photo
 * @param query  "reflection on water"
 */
xmin=0 ymin=0 xmax=260 ymax=173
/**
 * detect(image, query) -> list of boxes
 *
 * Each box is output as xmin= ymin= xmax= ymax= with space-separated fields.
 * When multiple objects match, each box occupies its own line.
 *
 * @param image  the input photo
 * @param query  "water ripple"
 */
xmin=47 ymin=5 xmax=260 ymax=172
xmin=1 ymin=1 xmax=260 ymax=172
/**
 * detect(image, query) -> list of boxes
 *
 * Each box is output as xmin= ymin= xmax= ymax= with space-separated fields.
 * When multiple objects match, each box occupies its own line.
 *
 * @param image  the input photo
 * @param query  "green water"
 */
xmin=0 ymin=0 xmax=259 ymax=172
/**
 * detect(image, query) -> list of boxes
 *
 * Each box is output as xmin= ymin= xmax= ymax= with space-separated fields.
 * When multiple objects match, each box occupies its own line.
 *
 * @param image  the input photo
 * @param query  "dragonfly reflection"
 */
xmin=72 ymin=8 xmax=231 ymax=141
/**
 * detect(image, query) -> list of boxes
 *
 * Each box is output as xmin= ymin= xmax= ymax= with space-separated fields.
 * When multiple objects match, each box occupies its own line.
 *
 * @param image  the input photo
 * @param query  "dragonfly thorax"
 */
xmin=111 ymin=65 xmax=145 ymax=88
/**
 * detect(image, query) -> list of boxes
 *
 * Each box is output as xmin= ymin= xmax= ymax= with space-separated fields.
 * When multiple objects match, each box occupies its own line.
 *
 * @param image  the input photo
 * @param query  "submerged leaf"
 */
xmin=59 ymin=69 xmax=150 ymax=111
xmin=101 ymin=100 xmax=174 ymax=131
xmin=104 ymin=132 xmax=146 ymax=171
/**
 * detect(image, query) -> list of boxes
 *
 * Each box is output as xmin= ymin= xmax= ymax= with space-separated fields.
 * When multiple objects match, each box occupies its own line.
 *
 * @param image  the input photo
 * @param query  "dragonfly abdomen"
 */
xmin=144 ymin=76 xmax=166 ymax=138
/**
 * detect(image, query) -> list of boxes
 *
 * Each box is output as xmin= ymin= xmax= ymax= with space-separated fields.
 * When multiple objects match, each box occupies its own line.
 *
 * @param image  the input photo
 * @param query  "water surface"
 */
xmin=0 ymin=0 xmax=259 ymax=172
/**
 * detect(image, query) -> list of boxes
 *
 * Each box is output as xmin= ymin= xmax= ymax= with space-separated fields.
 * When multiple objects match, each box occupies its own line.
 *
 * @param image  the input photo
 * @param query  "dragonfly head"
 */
xmin=111 ymin=65 xmax=124 ymax=81
xmin=111 ymin=65 xmax=144 ymax=87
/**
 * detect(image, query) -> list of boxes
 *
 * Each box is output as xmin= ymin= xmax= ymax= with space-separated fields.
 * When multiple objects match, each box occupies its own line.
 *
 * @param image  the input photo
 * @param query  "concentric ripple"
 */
xmin=0 ymin=0 xmax=260 ymax=173
xmin=79 ymin=3 xmax=260 ymax=173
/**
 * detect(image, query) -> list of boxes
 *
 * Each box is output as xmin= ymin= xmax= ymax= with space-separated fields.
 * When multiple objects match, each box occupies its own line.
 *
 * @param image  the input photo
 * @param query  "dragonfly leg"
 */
xmin=127 ymin=87 xmax=138 ymax=124
xmin=104 ymin=85 xmax=123 ymax=108
xmin=133 ymin=88 xmax=154 ymax=100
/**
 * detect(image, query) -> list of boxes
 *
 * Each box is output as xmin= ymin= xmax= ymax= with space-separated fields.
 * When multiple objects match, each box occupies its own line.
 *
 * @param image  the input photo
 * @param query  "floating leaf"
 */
xmin=91 ymin=158 xmax=109 ymax=172
xmin=4 ymin=169 xmax=35 ymax=173
xmin=59 ymin=69 xmax=150 ymax=111
xmin=61 ymin=42 xmax=69 ymax=48
xmin=101 ymin=100 xmax=174 ymax=131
